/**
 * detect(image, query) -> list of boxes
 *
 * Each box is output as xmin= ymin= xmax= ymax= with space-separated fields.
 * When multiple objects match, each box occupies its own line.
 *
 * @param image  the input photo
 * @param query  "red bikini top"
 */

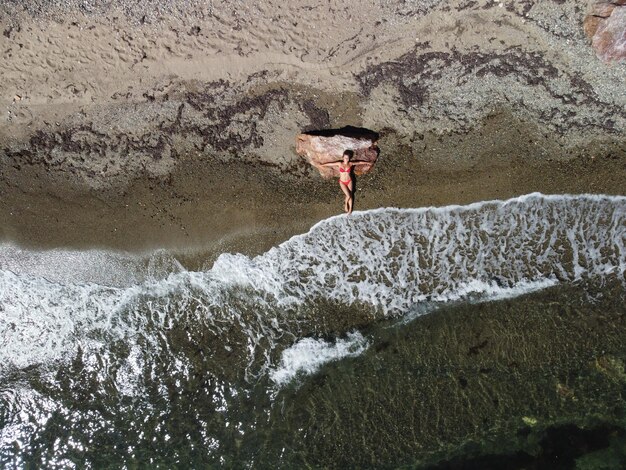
xmin=339 ymin=166 xmax=350 ymax=173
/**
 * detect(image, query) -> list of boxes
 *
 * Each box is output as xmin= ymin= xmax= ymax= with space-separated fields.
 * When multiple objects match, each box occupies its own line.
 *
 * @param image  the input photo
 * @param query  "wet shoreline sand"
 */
xmin=2 ymin=116 xmax=624 ymax=263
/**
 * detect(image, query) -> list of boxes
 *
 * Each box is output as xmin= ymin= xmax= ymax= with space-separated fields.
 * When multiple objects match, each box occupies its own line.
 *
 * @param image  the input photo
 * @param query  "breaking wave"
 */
xmin=269 ymin=331 xmax=370 ymax=386
xmin=0 ymin=193 xmax=624 ymax=381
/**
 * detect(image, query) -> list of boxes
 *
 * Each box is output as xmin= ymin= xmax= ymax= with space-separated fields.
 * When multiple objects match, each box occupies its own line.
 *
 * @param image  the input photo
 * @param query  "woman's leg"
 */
xmin=340 ymin=181 xmax=352 ymax=213
xmin=346 ymin=181 xmax=354 ymax=214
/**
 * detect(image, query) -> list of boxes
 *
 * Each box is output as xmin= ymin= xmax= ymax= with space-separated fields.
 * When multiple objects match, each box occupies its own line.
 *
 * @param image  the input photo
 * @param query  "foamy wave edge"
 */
xmin=0 ymin=193 xmax=624 ymax=375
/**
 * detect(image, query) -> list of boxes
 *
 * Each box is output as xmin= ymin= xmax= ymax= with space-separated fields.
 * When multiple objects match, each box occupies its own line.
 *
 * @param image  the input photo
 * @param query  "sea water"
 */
xmin=0 ymin=193 xmax=624 ymax=467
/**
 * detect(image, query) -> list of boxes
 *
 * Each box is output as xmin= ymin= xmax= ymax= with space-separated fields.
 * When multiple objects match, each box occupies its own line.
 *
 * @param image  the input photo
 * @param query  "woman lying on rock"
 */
xmin=321 ymin=149 xmax=369 ymax=214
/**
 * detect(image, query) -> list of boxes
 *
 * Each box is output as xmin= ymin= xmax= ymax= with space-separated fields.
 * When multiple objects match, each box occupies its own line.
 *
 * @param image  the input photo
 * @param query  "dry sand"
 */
xmin=1 ymin=0 xmax=625 ymax=255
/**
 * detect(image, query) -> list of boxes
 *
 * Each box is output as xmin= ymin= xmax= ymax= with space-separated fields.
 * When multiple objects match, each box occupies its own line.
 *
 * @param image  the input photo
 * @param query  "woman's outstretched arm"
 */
xmin=320 ymin=161 xmax=342 ymax=167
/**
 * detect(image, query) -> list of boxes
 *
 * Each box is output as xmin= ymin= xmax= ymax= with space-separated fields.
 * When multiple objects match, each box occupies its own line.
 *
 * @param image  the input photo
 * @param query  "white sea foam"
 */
xmin=269 ymin=332 xmax=369 ymax=386
xmin=0 ymin=193 xmax=624 ymax=376
xmin=0 ymin=245 xmax=185 ymax=287
xmin=211 ymin=192 xmax=626 ymax=313
xmin=0 ymin=270 xmax=134 ymax=370
xmin=434 ymin=277 xmax=559 ymax=302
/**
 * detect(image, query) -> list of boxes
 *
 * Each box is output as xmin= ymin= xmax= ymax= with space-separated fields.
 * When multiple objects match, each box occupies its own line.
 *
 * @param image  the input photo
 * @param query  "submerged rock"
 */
xmin=296 ymin=128 xmax=380 ymax=179
xmin=584 ymin=1 xmax=626 ymax=62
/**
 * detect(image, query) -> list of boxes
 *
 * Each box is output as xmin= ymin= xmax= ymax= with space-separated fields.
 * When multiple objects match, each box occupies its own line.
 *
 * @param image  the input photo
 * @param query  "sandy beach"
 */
xmin=2 ymin=0 xmax=625 ymax=255
xmin=1 ymin=0 xmax=625 ymax=468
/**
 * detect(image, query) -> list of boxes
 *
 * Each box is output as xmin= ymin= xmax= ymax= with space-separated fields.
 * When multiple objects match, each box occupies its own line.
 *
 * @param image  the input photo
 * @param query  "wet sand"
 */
xmin=1 ymin=111 xmax=624 ymax=266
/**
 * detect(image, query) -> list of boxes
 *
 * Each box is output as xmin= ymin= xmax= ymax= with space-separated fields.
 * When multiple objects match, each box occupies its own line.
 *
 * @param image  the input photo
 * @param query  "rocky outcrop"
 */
xmin=584 ymin=1 xmax=626 ymax=62
xmin=295 ymin=128 xmax=379 ymax=179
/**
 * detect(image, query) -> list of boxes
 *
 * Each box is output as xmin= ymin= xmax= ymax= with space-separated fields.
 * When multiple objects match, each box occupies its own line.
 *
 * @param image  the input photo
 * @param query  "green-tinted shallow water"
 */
xmin=264 ymin=278 xmax=626 ymax=469
xmin=4 ymin=278 xmax=625 ymax=469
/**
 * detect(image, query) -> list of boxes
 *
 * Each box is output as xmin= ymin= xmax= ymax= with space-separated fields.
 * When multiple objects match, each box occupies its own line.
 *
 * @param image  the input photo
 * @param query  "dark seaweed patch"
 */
xmin=356 ymin=46 xmax=626 ymax=134
xmin=299 ymin=99 xmax=331 ymax=131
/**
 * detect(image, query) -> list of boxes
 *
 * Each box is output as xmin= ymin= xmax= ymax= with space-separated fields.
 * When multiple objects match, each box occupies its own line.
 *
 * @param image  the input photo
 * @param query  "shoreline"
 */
xmin=2 ymin=124 xmax=624 ymax=258
xmin=2 ymin=154 xmax=624 ymax=255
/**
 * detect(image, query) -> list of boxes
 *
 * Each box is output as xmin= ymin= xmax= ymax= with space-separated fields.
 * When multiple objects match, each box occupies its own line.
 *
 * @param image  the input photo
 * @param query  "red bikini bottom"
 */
xmin=340 ymin=179 xmax=351 ymax=186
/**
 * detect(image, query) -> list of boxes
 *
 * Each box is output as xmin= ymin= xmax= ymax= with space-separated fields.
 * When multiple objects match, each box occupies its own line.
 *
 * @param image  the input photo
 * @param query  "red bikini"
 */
xmin=339 ymin=166 xmax=351 ymax=185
